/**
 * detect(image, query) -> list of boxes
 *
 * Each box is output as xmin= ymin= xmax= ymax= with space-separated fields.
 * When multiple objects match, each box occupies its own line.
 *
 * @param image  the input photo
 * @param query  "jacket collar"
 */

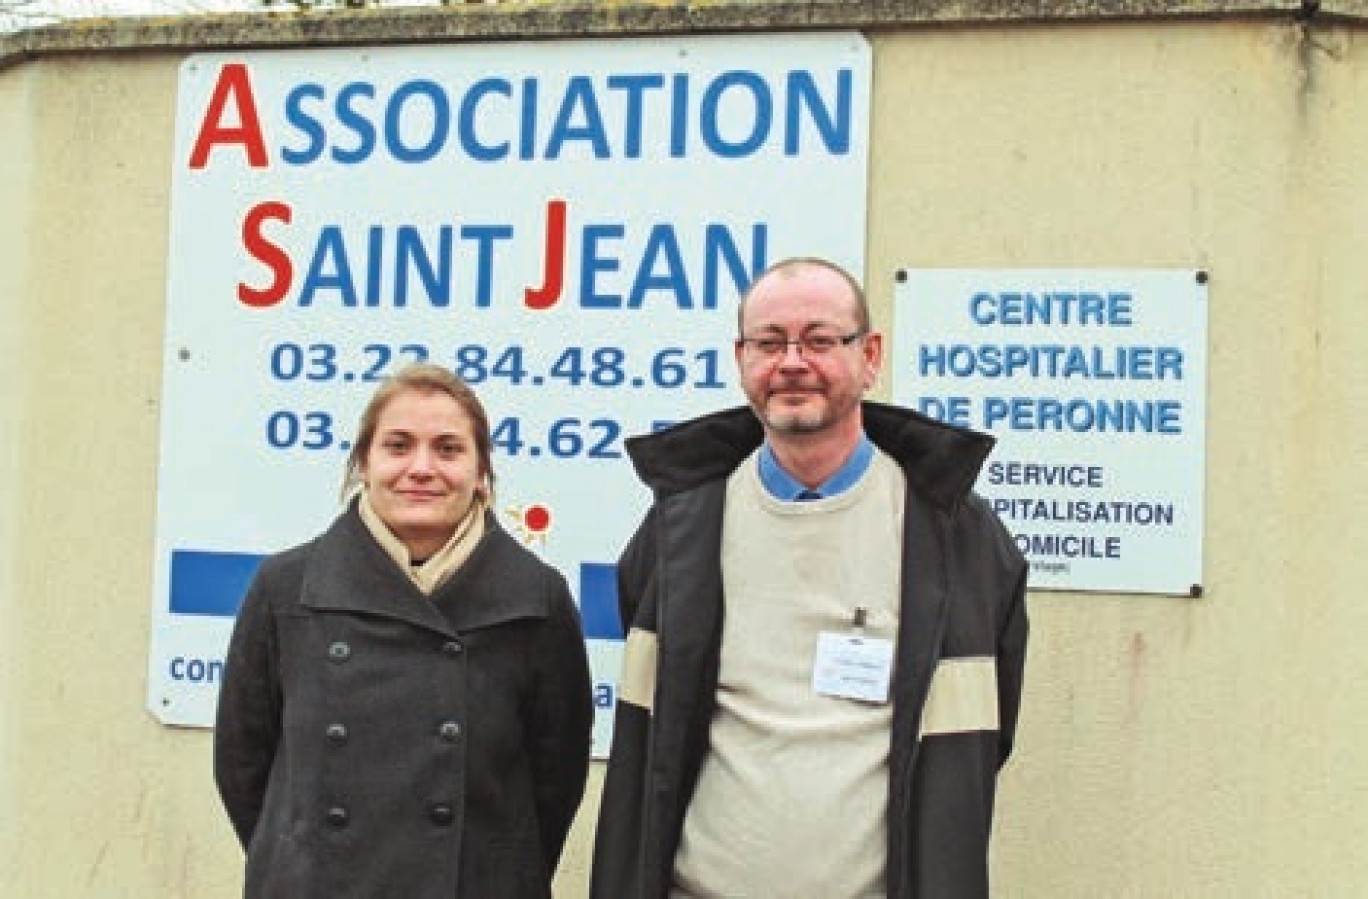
xmin=625 ymin=402 xmax=994 ymax=511
xmin=300 ymin=504 xmax=550 ymax=635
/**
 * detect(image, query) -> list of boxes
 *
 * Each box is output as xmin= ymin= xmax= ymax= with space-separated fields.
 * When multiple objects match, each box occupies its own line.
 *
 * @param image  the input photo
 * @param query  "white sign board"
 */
xmin=892 ymin=269 xmax=1207 ymax=595
xmin=148 ymin=36 xmax=871 ymax=753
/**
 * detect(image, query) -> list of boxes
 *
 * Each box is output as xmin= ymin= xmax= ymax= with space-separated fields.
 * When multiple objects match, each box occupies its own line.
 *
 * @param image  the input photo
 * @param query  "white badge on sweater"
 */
xmin=812 ymin=632 xmax=894 ymax=703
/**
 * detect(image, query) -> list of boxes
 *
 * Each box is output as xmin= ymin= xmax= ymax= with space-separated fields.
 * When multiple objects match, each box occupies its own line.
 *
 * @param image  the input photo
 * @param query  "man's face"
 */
xmin=734 ymin=265 xmax=882 ymax=441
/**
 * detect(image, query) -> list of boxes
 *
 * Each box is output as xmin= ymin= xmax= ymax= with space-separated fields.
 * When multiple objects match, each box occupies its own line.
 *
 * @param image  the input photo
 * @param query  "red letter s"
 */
xmin=239 ymin=201 xmax=293 ymax=308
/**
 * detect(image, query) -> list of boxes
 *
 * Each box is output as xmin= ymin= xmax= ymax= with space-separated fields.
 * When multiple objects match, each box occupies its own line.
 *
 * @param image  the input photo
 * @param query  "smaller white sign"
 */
xmin=892 ymin=269 xmax=1207 ymax=596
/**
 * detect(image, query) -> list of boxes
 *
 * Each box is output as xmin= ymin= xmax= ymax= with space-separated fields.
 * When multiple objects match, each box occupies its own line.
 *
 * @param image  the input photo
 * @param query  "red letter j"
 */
xmin=524 ymin=199 xmax=566 ymax=310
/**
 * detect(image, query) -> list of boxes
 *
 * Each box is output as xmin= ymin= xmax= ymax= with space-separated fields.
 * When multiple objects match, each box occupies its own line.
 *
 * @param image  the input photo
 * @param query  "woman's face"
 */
xmin=362 ymin=388 xmax=485 ymax=559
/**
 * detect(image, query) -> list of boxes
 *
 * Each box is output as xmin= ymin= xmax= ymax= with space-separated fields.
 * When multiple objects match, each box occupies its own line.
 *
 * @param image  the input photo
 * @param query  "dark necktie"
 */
xmin=795 ymin=490 xmax=823 ymax=502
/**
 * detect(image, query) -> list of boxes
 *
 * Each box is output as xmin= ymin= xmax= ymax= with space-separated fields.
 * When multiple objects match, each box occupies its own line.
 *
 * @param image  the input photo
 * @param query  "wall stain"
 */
xmin=1294 ymin=13 xmax=1346 ymax=120
xmin=85 ymin=839 xmax=109 ymax=887
xmin=133 ymin=782 xmax=149 ymax=823
xmin=1124 ymin=630 xmax=1148 ymax=730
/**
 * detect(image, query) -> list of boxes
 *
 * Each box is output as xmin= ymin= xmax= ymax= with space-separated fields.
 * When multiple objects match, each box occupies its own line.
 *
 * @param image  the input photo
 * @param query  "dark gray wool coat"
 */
xmin=214 ymin=502 xmax=594 ymax=899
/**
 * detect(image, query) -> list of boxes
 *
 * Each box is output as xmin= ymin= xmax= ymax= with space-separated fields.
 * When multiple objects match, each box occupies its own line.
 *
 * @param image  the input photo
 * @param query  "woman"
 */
xmin=214 ymin=363 xmax=593 ymax=898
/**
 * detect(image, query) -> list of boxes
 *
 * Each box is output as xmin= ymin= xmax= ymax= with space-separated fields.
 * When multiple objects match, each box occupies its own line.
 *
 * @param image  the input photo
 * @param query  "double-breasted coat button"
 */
xmin=441 ymin=640 xmax=463 ymax=656
xmin=326 ymin=724 xmax=348 ymax=744
xmin=326 ymin=806 xmax=349 ymax=828
xmin=327 ymin=641 xmax=350 ymax=662
xmin=438 ymin=721 xmax=461 ymax=742
xmin=429 ymin=803 xmax=455 ymax=826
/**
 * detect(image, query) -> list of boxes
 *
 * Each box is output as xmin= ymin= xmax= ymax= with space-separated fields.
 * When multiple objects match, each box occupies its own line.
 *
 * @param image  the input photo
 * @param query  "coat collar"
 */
xmin=625 ymin=402 xmax=995 ymax=511
xmin=300 ymin=504 xmax=551 ymax=636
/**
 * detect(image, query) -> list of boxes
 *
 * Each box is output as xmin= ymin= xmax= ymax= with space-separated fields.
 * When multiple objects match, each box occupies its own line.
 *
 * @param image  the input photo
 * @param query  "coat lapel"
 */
xmin=430 ymin=522 xmax=551 ymax=632
xmin=299 ymin=508 xmax=548 ymax=636
xmin=891 ymin=498 xmax=952 ymax=748
xmin=655 ymin=484 xmax=726 ymax=704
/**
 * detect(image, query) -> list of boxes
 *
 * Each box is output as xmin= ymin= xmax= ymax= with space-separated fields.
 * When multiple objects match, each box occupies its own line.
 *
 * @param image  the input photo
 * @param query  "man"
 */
xmin=592 ymin=257 xmax=1028 ymax=898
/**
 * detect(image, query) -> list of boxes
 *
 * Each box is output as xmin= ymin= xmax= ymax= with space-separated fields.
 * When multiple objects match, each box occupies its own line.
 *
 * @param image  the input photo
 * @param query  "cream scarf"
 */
xmin=358 ymin=487 xmax=488 ymax=595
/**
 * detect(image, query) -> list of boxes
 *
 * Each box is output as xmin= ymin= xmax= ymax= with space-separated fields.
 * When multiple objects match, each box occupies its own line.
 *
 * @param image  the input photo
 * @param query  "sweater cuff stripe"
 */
xmin=619 ymin=627 xmax=658 ymax=712
xmin=919 ymin=656 xmax=999 ymax=737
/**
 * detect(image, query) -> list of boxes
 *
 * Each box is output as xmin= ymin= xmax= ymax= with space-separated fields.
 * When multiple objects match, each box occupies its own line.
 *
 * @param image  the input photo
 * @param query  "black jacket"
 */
xmin=591 ymin=403 xmax=1028 ymax=899
xmin=214 ymin=504 xmax=593 ymax=898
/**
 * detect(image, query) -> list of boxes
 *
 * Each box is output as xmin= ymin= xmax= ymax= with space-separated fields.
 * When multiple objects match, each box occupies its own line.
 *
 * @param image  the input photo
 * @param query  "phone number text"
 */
xmin=264 ymin=412 xmax=675 ymax=460
xmin=268 ymin=342 xmax=727 ymax=391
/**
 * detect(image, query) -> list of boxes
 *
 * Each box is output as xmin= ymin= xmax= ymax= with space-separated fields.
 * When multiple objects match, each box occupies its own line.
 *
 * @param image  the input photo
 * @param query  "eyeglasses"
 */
xmin=736 ymin=331 xmax=867 ymax=359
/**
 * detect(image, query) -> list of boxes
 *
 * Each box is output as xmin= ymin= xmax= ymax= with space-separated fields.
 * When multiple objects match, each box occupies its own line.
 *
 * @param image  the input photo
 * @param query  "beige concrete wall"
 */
xmin=866 ymin=21 xmax=1368 ymax=894
xmin=0 ymin=55 xmax=32 ymax=891
xmin=2 ymin=5 xmax=1366 ymax=896
xmin=0 ymin=54 xmax=237 ymax=897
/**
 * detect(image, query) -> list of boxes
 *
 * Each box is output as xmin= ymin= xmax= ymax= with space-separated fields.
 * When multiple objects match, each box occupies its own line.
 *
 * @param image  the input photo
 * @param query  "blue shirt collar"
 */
xmin=757 ymin=434 xmax=875 ymax=501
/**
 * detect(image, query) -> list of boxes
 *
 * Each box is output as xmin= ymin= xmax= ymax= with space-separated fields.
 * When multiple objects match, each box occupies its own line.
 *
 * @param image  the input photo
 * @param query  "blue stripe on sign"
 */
xmin=169 ymin=549 xmax=265 ymax=617
xmin=170 ymin=549 xmax=625 ymax=638
xmin=579 ymin=562 xmax=623 ymax=640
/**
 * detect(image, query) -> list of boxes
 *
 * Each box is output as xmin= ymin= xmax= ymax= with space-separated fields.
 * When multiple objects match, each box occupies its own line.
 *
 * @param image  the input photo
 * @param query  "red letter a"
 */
xmin=188 ymin=63 xmax=268 ymax=170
